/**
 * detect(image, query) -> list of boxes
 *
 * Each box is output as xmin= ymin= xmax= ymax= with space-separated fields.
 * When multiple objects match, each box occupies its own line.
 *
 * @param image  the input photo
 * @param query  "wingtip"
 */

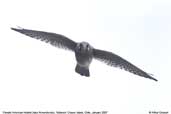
xmin=11 ymin=26 xmax=24 ymax=31
xmin=151 ymin=77 xmax=158 ymax=82
xmin=148 ymin=73 xmax=158 ymax=82
xmin=11 ymin=27 xmax=15 ymax=30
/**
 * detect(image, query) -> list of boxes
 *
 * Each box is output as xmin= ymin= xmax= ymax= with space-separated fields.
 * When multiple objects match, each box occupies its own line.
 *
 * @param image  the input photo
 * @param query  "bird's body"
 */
xmin=75 ymin=42 xmax=93 ymax=76
xmin=11 ymin=27 xmax=158 ymax=81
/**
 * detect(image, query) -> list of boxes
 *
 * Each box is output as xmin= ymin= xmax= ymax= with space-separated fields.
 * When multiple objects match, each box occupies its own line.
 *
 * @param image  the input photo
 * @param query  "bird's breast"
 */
xmin=75 ymin=52 xmax=93 ymax=67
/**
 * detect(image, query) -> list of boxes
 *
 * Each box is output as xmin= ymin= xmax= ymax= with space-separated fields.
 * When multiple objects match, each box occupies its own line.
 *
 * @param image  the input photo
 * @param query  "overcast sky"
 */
xmin=0 ymin=0 xmax=171 ymax=114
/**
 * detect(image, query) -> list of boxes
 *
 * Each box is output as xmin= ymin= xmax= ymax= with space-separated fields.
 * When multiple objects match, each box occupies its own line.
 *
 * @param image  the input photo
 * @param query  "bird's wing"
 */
xmin=93 ymin=49 xmax=157 ymax=81
xmin=11 ymin=27 xmax=77 ymax=51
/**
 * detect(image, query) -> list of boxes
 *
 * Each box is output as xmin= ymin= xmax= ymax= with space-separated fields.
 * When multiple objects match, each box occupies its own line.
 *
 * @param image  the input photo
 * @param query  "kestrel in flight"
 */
xmin=11 ymin=27 xmax=157 ymax=81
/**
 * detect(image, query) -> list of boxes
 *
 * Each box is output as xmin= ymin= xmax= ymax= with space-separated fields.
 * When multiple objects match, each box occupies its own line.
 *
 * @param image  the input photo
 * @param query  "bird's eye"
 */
xmin=78 ymin=44 xmax=82 ymax=51
xmin=86 ymin=45 xmax=90 ymax=51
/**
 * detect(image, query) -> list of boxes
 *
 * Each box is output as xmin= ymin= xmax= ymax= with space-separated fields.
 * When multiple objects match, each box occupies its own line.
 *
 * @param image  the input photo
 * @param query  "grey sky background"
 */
xmin=0 ymin=0 xmax=171 ymax=113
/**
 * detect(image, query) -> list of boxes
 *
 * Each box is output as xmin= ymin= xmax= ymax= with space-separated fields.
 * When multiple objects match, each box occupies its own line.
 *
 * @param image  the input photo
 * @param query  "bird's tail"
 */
xmin=75 ymin=64 xmax=90 ymax=77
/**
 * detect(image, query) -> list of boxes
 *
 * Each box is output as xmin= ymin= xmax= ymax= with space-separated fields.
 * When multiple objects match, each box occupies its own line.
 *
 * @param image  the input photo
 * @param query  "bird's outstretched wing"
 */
xmin=11 ymin=27 xmax=77 ymax=51
xmin=93 ymin=49 xmax=157 ymax=81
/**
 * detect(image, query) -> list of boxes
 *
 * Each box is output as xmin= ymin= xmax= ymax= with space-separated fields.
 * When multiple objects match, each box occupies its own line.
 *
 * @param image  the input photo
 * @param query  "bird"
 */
xmin=11 ymin=27 xmax=158 ymax=81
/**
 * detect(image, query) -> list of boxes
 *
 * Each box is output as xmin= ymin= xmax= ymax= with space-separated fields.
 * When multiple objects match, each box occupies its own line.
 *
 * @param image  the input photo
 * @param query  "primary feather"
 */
xmin=93 ymin=49 xmax=158 ymax=81
xmin=11 ymin=27 xmax=77 ymax=51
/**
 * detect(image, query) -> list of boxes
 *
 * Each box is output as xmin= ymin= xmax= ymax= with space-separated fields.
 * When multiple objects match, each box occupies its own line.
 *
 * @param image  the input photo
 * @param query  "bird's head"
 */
xmin=76 ymin=42 xmax=93 ymax=53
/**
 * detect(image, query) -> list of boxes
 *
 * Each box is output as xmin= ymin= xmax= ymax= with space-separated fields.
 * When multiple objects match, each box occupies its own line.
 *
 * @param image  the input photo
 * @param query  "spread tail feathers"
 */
xmin=75 ymin=64 xmax=90 ymax=77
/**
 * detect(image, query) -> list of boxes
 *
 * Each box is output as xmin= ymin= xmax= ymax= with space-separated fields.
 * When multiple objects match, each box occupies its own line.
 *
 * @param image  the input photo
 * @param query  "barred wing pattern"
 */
xmin=93 ymin=49 xmax=157 ymax=81
xmin=11 ymin=28 xmax=77 ymax=51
